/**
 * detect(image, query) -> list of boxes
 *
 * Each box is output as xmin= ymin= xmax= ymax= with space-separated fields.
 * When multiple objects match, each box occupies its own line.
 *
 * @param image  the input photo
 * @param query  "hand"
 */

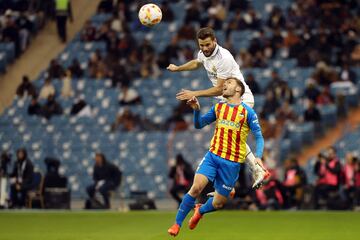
xmin=167 ymin=64 xmax=179 ymax=72
xmin=176 ymin=89 xmax=196 ymax=101
xmin=186 ymin=96 xmax=200 ymax=110
xmin=16 ymin=184 xmax=21 ymax=191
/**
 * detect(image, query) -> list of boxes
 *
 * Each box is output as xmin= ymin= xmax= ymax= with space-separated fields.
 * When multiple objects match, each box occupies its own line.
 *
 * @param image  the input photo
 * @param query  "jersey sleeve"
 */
xmin=197 ymin=51 xmax=204 ymax=64
xmin=246 ymin=106 xmax=264 ymax=158
xmin=194 ymin=105 xmax=216 ymax=129
xmin=216 ymin=57 xmax=234 ymax=79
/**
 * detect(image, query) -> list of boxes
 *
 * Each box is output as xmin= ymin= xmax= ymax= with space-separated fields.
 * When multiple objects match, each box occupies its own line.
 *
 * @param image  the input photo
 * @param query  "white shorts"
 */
xmin=242 ymin=92 xmax=254 ymax=108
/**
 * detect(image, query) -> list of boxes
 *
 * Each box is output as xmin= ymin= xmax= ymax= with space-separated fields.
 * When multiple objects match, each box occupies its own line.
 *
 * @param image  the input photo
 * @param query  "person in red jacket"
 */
xmin=313 ymin=147 xmax=341 ymax=209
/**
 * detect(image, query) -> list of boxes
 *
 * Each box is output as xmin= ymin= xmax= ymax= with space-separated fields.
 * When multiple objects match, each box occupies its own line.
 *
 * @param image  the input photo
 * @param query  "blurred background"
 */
xmin=0 ymin=0 xmax=359 ymax=212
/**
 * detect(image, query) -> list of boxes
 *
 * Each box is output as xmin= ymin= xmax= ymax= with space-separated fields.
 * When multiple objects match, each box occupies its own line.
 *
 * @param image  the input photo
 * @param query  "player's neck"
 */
xmin=226 ymin=96 xmax=241 ymax=105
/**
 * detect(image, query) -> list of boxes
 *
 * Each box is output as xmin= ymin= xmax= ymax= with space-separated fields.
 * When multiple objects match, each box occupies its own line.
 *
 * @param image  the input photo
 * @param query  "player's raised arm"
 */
xmin=187 ymin=97 xmax=216 ymax=129
xmin=167 ymin=59 xmax=202 ymax=72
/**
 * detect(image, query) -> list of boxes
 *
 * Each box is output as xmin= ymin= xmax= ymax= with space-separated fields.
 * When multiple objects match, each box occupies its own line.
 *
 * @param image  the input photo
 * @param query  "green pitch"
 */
xmin=0 ymin=211 xmax=359 ymax=240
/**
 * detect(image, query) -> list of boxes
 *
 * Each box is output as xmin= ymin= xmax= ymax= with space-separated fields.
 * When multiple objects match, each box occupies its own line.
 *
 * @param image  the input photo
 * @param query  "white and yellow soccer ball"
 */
xmin=138 ymin=3 xmax=162 ymax=27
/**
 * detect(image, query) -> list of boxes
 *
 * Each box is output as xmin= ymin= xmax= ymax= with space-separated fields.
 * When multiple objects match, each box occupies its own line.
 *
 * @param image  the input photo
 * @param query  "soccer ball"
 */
xmin=138 ymin=3 xmax=162 ymax=27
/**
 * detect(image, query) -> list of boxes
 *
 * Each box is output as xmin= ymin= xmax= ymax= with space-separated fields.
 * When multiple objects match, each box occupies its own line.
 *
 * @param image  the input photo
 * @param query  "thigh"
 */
xmin=214 ymin=157 xmax=241 ymax=197
xmin=196 ymin=152 xmax=217 ymax=183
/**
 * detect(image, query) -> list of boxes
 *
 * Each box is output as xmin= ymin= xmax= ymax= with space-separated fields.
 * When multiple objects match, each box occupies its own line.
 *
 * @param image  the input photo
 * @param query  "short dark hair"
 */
xmin=227 ymin=77 xmax=245 ymax=96
xmin=197 ymin=27 xmax=215 ymax=40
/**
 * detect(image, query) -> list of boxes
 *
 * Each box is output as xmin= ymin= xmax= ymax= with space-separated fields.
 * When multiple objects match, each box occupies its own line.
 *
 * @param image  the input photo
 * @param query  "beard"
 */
xmin=203 ymin=46 xmax=216 ymax=57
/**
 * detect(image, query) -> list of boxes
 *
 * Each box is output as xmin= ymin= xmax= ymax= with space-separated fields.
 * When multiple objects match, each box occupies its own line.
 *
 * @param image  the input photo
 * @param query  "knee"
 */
xmin=212 ymin=199 xmax=227 ymax=209
xmin=189 ymin=185 xmax=203 ymax=197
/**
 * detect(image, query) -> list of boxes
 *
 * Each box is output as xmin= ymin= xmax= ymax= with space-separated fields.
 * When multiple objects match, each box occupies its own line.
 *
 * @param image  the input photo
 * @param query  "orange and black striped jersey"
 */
xmin=194 ymin=102 xmax=264 ymax=163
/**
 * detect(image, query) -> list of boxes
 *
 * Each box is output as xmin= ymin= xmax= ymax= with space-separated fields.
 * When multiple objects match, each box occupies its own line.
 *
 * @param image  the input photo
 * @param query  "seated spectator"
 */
xmin=277 ymin=81 xmax=294 ymax=104
xmin=27 ymin=97 xmax=42 ymax=116
xmin=169 ymin=154 xmax=194 ymax=207
xmin=39 ymin=78 xmax=55 ymax=100
xmin=48 ymin=59 xmax=65 ymax=79
xmin=236 ymin=49 xmax=253 ymax=69
xmin=118 ymin=84 xmax=142 ymax=105
xmin=304 ymin=100 xmax=321 ymax=123
xmin=316 ymin=87 xmax=333 ymax=106
xmin=111 ymin=108 xmax=139 ymax=132
xmin=166 ymin=109 xmax=188 ymax=131
xmin=42 ymin=95 xmax=63 ymax=119
xmin=110 ymin=62 xmax=130 ymax=88
xmin=276 ymin=101 xmax=297 ymax=127
xmin=261 ymin=90 xmax=280 ymax=119
xmin=177 ymin=21 xmax=196 ymax=40
xmin=86 ymin=153 xmax=122 ymax=209
xmin=16 ymin=75 xmax=36 ymax=98
xmin=97 ymin=0 xmax=113 ymax=13
xmin=88 ymin=51 xmax=107 ymax=79
xmin=239 ymin=7 xmax=261 ymax=30
xmin=313 ymin=61 xmax=338 ymax=86
xmin=184 ymin=1 xmax=201 ymax=23
xmin=61 ymin=70 xmax=74 ymax=99
xmin=140 ymin=54 xmax=160 ymax=79
xmin=340 ymin=63 xmax=357 ymax=83
xmin=70 ymin=98 xmax=92 ymax=117
xmin=9 ymin=148 xmax=34 ymax=208
xmin=80 ymin=20 xmax=97 ymax=41
xmin=304 ymin=80 xmax=320 ymax=102
xmin=2 ymin=13 xmax=20 ymax=56
xmin=282 ymin=158 xmax=307 ymax=209
xmin=313 ymin=147 xmax=341 ymax=209
xmin=245 ymin=73 xmax=260 ymax=94
xmin=16 ymin=11 xmax=32 ymax=52
xmin=160 ymin=1 xmax=174 ymax=22
xmin=68 ymin=58 xmax=84 ymax=78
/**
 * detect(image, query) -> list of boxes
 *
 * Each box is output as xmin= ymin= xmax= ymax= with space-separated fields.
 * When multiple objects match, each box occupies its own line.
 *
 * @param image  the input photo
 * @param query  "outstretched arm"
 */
xmin=176 ymin=78 xmax=225 ymax=101
xmin=187 ymin=97 xmax=216 ymax=129
xmin=167 ymin=59 xmax=202 ymax=72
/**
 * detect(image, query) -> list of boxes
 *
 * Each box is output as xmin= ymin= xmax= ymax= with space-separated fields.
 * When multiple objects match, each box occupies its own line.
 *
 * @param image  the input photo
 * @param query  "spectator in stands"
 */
xmin=267 ymin=7 xmax=286 ymax=29
xmin=48 ymin=59 xmax=65 ymax=79
xmin=140 ymin=53 xmax=160 ymax=79
xmin=9 ymin=148 xmax=34 ymax=208
xmin=276 ymin=101 xmax=297 ymax=127
xmin=304 ymin=100 xmax=321 ymax=123
xmin=118 ymin=83 xmax=142 ymax=105
xmin=97 ymin=0 xmax=113 ymax=13
xmin=110 ymin=62 xmax=130 ymax=87
xmin=316 ymin=87 xmax=334 ymax=106
xmin=2 ymin=12 xmax=20 ymax=56
xmin=55 ymin=0 xmax=73 ymax=43
xmin=236 ymin=49 xmax=253 ymax=69
xmin=163 ymin=37 xmax=181 ymax=63
xmin=111 ymin=108 xmax=139 ymax=132
xmin=261 ymin=90 xmax=280 ymax=119
xmin=313 ymin=147 xmax=342 ymax=209
xmin=340 ymin=63 xmax=357 ymax=83
xmin=177 ymin=21 xmax=196 ymax=41
xmin=16 ymin=75 xmax=36 ymax=98
xmin=245 ymin=73 xmax=260 ymax=94
xmin=61 ymin=70 xmax=74 ymax=99
xmin=16 ymin=11 xmax=32 ymax=52
xmin=206 ymin=0 xmax=226 ymax=30
xmin=39 ymin=78 xmax=55 ymax=100
xmin=80 ymin=20 xmax=97 ymax=41
xmin=42 ymin=94 xmax=63 ymax=119
xmin=160 ymin=1 xmax=174 ymax=22
xmin=27 ymin=97 xmax=42 ymax=116
xmin=68 ymin=58 xmax=83 ymax=78
xmin=70 ymin=96 xmax=92 ymax=117
xmin=343 ymin=153 xmax=358 ymax=208
xmin=304 ymin=80 xmax=320 ymax=102
xmin=88 ymin=51 xmax=107 ymax=79
xmin=185 ymin=1 xmax=201 ymax=23
xmin=282 ymin=158 xmax=307 ymax=209
xmin=312 ymin=61 xmax=339 ymax=86
xmin=86 ymin=153 xmax=122 ymax=209
xmin=169 ymin=154 xmax=194 ymax=206
xmin=166 ymin=109 xmax=188 ymax=132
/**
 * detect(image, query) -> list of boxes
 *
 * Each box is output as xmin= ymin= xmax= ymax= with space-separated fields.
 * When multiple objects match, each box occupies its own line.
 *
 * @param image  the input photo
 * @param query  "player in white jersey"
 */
xmin=167 ymin=27 xmax=269 ymax=189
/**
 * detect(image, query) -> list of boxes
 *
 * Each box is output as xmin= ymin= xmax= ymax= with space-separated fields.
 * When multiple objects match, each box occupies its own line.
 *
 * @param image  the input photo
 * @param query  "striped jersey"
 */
xmin=194 ymin=102 xmax=263 ymax=163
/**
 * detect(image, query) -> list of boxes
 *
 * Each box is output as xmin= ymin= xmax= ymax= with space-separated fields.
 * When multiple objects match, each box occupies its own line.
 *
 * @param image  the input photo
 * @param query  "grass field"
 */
xmin=0 ymin=211 xmax=359 ymax=240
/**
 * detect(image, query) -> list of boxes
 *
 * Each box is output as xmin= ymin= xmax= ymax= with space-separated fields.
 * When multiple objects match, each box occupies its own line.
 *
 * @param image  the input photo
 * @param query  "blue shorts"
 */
xmin=196 ymin=151 xmax=241 ymax=197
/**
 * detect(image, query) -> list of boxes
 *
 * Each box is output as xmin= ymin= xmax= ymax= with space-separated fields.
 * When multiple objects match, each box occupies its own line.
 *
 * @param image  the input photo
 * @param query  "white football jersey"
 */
xmin=197 ymin=44 xmax=254 ymax=104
